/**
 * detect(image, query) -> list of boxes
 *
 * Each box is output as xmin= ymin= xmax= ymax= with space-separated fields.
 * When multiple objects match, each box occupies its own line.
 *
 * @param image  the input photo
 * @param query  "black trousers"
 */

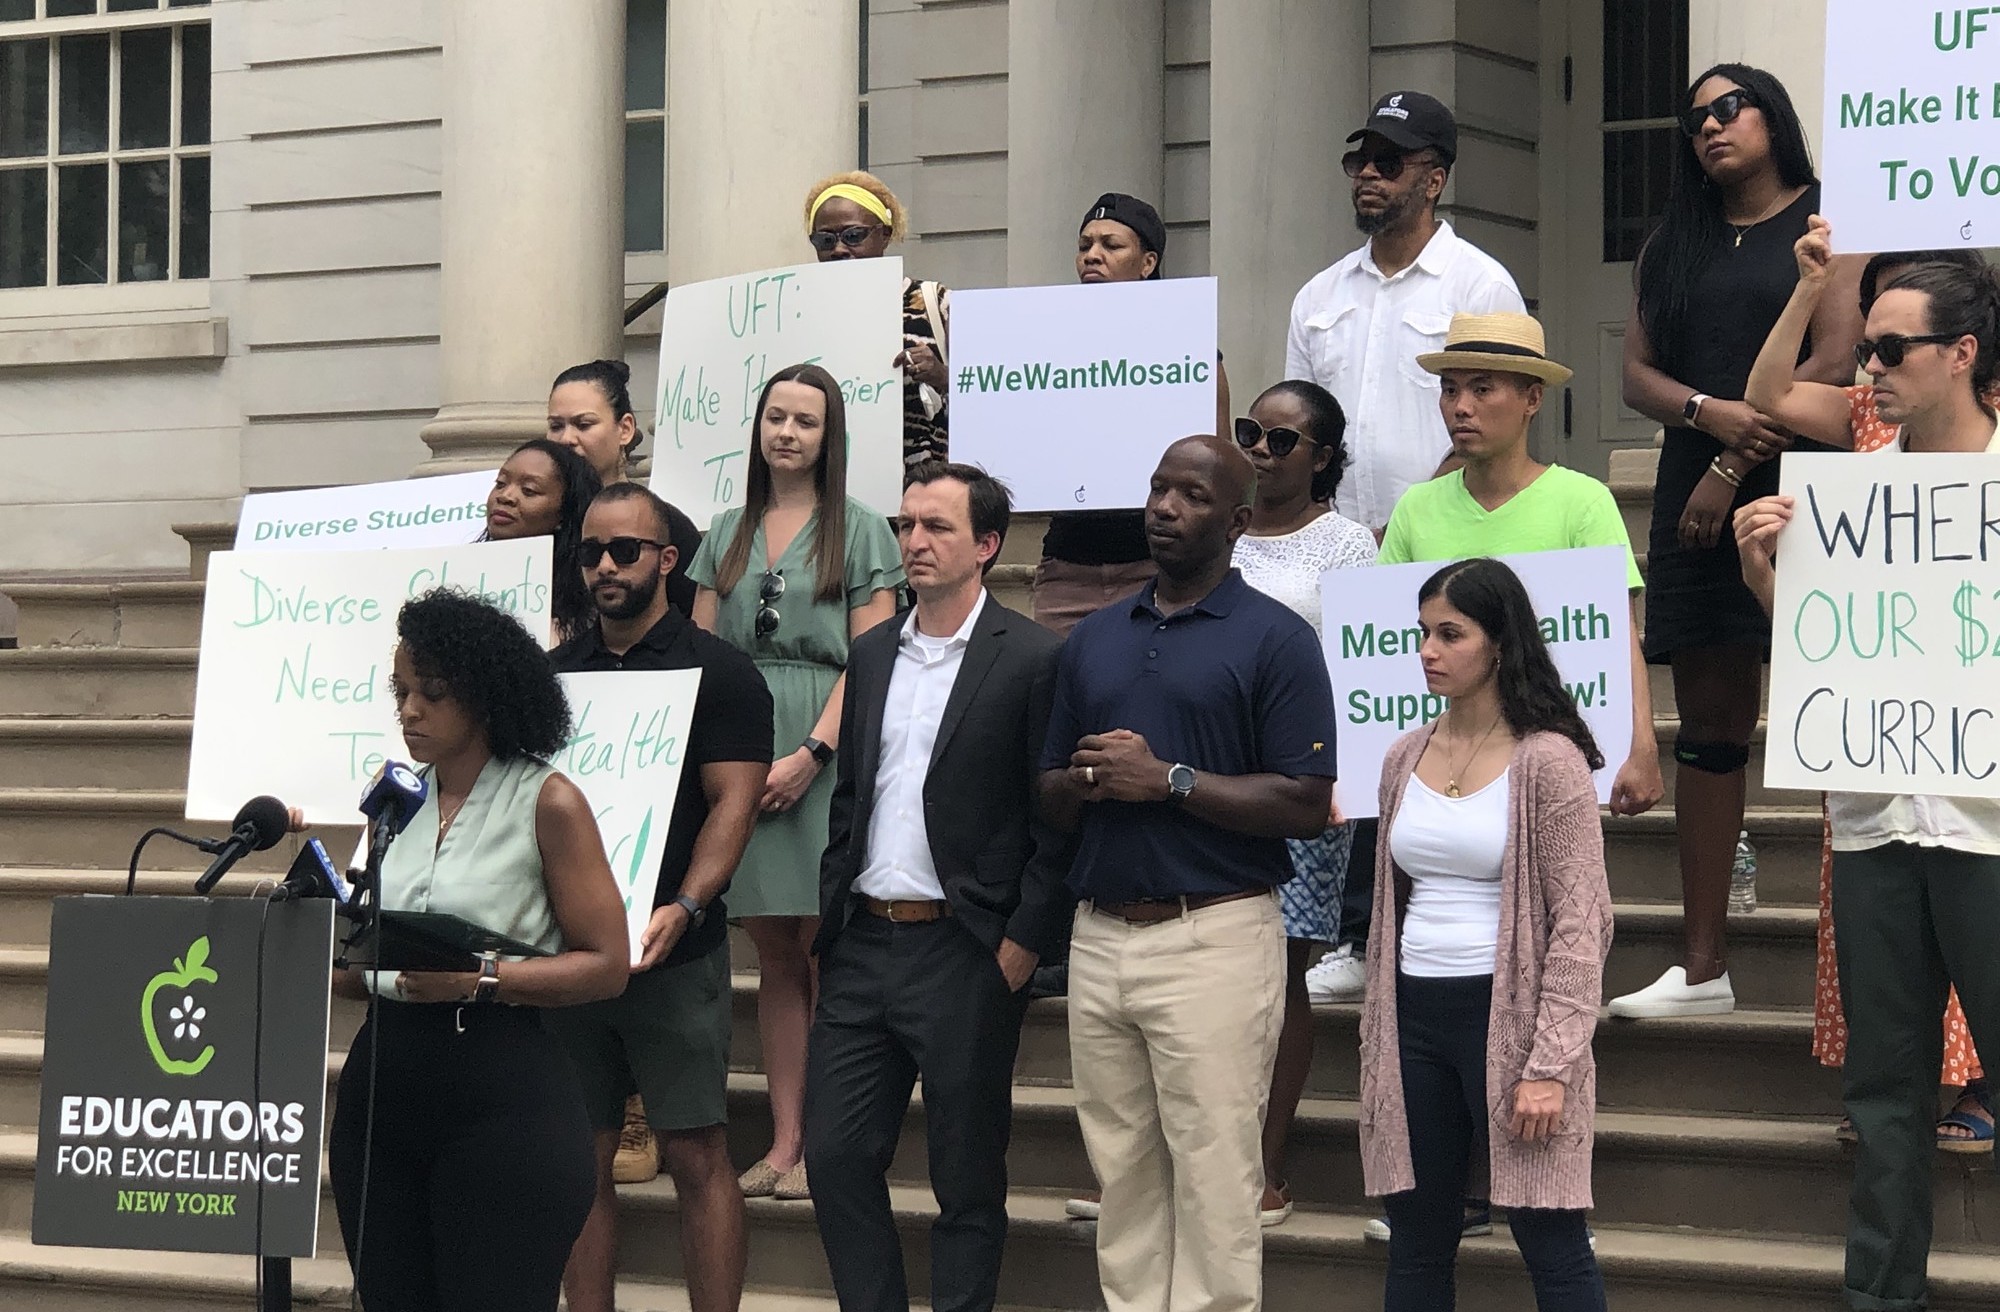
xmin=805 ymin=911 xmax=1031 ymax=1312
xmin=1383 ymin=973 xmax=1604 ymax=1312
xmin=328 ymin=999 xmax=597 ymax=1312
xmin=1338 ymin=818 xmax=1379 ymax=950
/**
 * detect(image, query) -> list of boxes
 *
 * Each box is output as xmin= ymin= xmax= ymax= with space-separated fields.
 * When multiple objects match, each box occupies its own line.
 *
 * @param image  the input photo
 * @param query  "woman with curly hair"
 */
xmin=327 ymin=588 xmax=629 ymax=1312
xmin=481 ymin=438 xmax=603 ymax=643
xmin=802 ymin=170 xmax=952 ymax=469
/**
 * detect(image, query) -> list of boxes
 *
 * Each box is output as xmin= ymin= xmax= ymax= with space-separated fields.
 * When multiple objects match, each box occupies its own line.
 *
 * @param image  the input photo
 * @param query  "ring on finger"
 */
xmin=1085 ymin=765 xmax=1096 ymax=785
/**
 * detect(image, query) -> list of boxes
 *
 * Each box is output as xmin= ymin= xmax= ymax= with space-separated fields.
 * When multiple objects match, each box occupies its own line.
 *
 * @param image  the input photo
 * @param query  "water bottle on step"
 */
xmin=1729 ymin=830 xmax=1757 ymax=915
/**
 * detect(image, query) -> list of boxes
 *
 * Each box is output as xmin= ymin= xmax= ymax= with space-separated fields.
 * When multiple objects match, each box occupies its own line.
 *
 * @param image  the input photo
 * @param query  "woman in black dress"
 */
xmin=1611 ymin=64 xmax=1863 ymax=1019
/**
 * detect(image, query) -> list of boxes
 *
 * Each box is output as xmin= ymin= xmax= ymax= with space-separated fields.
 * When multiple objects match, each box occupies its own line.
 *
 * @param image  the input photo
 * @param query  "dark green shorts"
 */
xmin=545 ymin=940 xmax=731 ymax=1133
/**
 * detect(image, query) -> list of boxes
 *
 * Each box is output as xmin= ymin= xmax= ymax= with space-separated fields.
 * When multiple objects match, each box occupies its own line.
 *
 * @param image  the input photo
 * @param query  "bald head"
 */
xmin=1144 ymin=434 xmax=1257 ymax=581
xmin=1163 ymin=434 xmax=1257 ymax=508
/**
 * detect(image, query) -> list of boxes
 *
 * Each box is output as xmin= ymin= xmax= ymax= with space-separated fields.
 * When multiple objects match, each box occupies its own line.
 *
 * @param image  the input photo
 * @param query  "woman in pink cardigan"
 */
xmin=1359 ymin=558 xmax=1613 ymax=1311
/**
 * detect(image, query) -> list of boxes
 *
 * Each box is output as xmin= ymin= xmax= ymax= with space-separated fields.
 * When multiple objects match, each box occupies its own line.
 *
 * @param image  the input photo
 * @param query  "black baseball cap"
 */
xmin=1080 ymin=193 xmax=1166 ymax=280
xmin=1347 ymin=91 xmax=1457 ymax=165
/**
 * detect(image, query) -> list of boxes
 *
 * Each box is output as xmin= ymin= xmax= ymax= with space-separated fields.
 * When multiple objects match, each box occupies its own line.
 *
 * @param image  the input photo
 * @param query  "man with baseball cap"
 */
xmin=1285 ymin=90 xmax=1527 ymax=1009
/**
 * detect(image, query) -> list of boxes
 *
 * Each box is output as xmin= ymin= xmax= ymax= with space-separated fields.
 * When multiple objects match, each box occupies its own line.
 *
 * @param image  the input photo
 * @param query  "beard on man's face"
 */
xmin=1354 ymin=184 xmax=1426 ymax=237
xmin=593 ymin=569 xmax=661 ymax=621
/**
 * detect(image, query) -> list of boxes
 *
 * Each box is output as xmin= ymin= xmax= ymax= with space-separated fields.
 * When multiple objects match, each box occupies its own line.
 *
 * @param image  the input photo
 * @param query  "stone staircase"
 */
xmin=0 ymin=496 xmax=1997 ymax=1310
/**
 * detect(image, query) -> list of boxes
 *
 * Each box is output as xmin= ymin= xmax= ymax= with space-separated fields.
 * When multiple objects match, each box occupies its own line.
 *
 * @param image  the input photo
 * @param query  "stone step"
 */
xmin=0 ymin=719 xmax=192 ymax=791
xmin=0 ymin=794 xmax=357 ymax=871
xmin=0 ymin=649 xmax=197 ymax=718
xmin=2 ymin=581 xmax=205 ymax=649
xmin=1604 ymin=806 xmax=1821 ymax=907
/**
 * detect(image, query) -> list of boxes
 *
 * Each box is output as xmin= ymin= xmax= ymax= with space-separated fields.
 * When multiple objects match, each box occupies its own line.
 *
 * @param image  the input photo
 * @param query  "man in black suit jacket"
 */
xmin=804 ymin=461 xmax=1067 ymax=1312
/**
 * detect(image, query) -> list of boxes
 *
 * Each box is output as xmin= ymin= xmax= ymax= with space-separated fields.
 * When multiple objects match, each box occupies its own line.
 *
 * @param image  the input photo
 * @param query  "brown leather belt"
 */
xmin=1088 ymin=887 xmax=1271 ymax=925
xmin=858 ymin=896 xmax=952 ymax=923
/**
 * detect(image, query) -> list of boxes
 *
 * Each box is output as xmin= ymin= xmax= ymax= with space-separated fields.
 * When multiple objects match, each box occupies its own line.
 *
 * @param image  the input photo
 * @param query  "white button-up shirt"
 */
xmin=1284 ymin=221 xmax=1525 ymax=531
xmin=854 ymin=591 xmax=987 ymax=901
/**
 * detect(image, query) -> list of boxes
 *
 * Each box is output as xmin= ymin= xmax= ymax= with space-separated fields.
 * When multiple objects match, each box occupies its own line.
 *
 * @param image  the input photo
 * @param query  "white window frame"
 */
xmin=622 ymin=0 xmax=667 ymax=287
xmin=0 ymin=0 xmax=211 ymax=315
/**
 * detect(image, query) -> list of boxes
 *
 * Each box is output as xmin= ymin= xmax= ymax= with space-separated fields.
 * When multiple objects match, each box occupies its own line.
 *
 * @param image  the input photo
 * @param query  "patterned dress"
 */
xmin=899 ymin=276 xmax=950 ymax=469
xmin=1811 ymin=385 xmax=1982 ymax=1083
xmin=1233 ymin=511 xmax=1379 ymax=942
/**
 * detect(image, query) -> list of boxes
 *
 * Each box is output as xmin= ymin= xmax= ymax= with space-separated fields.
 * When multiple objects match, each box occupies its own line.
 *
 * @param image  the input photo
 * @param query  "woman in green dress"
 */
xmin=690 ymin=362 xmax=902 ymax=1200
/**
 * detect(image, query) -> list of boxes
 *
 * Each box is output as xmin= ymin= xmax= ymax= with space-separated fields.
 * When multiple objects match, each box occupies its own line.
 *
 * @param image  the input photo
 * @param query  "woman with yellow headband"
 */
xmin=803 ymin=172 xmax=951 ymax=470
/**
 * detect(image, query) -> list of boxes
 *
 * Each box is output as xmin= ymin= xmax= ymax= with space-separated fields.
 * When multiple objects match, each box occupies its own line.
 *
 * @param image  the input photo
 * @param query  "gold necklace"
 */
xmin=1726 ymin=187 xmax=1798 ymax=248
xmin=435 ymin=794 xmax=469 ymax=846
xmin=1442 ymin=714 xmax=1504 ymax=798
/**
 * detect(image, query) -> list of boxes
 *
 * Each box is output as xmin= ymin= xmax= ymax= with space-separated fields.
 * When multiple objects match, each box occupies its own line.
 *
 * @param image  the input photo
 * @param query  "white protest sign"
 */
xmin=1821 ymin=0 xmax=2000 ymax=252
xmin=1768 ymin=452 xmax=2000 ymax=797
xmin=947 ymin=278 xmax=1218 ymax=511
xmin=1321 ymin=547 xmax=1633 ymax=818
xmin=234 ymin=471 xmax=494 ymax=552
xmin=186 ymin=539 xmax=554 ymax=824
xmin=655 ymin=256 xmax=905 ymax=525
xmin=549 ymin=669 xmax=700 ymax=965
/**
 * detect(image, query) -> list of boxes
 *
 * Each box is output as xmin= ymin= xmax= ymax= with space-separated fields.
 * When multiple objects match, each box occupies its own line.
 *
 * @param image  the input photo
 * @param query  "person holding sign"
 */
xmin=689 ymin=363 xmax=904 ymax=1201
xmin=481 ymin=438 xmax=603 ymax=644
xmin=1618 ymin=64 xmax=1865 ymax=1021
xmin=548 ymin=483 xmax=774 ymax=1312
xmin=1031 ymin=192 xmax=1233 ymax=637
xmin=1041 ymin=436 xmax=1336 ymax=1312
xmin=327 ymin=590 xmax=630 ymax=1312
xmin=1361 ymin=558 xmax=1612 ymax=1312
xmin=803 ymin=172 xmax=952 ymax=471
xmin=1737 ymin=467 xmax=2000 ymax=1308
xmin=805 ymin=461 xmax=1067 ymax=1312
xmin=547 ymin=359 xmax=704 ymax=615
xmin=1229 ymin=380 xmax=1377 ymax=1226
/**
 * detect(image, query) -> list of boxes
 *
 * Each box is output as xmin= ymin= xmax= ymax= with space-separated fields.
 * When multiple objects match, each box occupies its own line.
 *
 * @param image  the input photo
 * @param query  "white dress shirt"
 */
xmin=854 ymin=591 xmax=988 ymax=901
xmin=1284 ymin=221 xmax=1525 ymax=531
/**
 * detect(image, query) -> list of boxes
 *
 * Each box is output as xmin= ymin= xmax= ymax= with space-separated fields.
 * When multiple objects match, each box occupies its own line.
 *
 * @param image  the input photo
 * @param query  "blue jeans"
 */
xmin=1383 ymin=972 xmax=1604 ymax=1312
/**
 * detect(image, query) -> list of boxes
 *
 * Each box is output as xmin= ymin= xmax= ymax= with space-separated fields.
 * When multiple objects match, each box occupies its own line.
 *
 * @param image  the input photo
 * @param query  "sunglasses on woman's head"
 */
xmin=754 ymin=569 xmax=786 ymax=639
xmin=1680 ymin=88 xmax=1758 ymax=137
xmin=808 ymin=225 xmax=886 ymax=253
xmin=579 ymin=536 xmax=663 ymax=568
xmin=1855 ymin=332 xmax=1962 ymax=370
xmin=1340 ymin=150 xmax=1432 ymax=181
xmin=1233 ymin=417 xmax=1315 ymax=459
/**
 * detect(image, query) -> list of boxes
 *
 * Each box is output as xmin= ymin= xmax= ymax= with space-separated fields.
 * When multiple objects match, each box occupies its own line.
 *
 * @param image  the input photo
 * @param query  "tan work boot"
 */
xmin=612 ymin=1094 xmax=659 ymax=1184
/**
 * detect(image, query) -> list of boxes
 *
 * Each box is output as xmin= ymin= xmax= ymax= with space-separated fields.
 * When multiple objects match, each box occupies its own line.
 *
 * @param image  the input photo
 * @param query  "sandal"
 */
xmin=1936 ymin=1081 xmax=1995 ymax=1155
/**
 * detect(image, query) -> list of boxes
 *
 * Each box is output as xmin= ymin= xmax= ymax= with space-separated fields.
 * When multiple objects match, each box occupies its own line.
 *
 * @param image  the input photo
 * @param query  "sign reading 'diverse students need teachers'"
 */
xmin=185 ymin=538 xmax=554 ymax=824
xmin=1320 ymin=548 xmax=1633 ymax=819
xmin=947 ymin=277 xmax=1219 ymax=512
xmin=233 ymin=471 xmax=495 ymax=552
xmin=34 ymin=897 xmax=334 ymax=1257
xmin=1768 ymin=452 xmax=2000 ymax=796
xmin=1821 ymin=0 xmax=2000 ymax=251
xmin=655 ymin=256 xmax=906 ymax=526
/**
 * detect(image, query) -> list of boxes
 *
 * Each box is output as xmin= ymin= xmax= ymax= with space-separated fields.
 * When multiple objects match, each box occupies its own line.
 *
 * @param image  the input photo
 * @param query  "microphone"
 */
xmin=193 ymin=795 xmax=291 ymax=896
xmin=358 ymin=761 xmax=428 ymax=836
xmin=273 ymin=837 xmax=357 ymax=911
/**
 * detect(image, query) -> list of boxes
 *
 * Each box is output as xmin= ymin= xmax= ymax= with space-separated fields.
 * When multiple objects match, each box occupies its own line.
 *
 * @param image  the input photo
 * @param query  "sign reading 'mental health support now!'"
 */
xmin=948 ymin=278 xmax=1218 ymax=512
xmin=34 ymin=897 xmax=334 ymax=1257
xmin=1768 ymin=453 xmax=2000 ymax=797
xmin=1820 ymin=0 xmax=2000 ymax=252
xmin=655 ymin=256 xmax=906 ymax=526
xmin=1320 ymin=547 xmax=1633 ymax=819
xmin=234 ymin=470 xmax=495 ymax=552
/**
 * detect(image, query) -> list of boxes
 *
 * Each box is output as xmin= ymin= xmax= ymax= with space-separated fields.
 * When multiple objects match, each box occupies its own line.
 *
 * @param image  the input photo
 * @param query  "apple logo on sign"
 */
xmin=1963 ymin=221 xmax=1975 ymax=242
xmin=142 ymin=936 xmax=219 ymax=1077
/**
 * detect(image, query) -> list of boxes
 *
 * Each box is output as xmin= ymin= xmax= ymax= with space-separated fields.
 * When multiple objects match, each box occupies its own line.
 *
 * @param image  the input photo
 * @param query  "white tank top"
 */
xmin=1390 ymin=773 xmax=1510 ymax=977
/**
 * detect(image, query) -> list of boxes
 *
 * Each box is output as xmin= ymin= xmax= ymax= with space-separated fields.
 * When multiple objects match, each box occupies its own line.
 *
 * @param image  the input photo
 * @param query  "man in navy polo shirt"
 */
xmin=1041 ymin=435 xmax=1337 ymax=1312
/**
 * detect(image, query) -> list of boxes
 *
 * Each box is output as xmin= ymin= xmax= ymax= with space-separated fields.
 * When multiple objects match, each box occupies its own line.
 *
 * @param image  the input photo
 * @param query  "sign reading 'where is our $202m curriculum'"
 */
xmin=1768 ymin=452 xmax=2000 ymax=796
xmin=1821 ymin=0 xmax=2000 ymax=251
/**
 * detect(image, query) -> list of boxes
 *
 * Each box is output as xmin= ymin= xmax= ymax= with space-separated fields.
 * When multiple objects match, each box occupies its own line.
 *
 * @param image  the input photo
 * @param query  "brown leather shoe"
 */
xmin=611 ymin=1095 xmax=658 ymax=1185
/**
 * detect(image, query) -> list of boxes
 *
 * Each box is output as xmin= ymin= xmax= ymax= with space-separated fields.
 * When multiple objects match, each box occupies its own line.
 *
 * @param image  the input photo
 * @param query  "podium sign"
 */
xmin=33 ymin=897 xmax=334 ymax=1257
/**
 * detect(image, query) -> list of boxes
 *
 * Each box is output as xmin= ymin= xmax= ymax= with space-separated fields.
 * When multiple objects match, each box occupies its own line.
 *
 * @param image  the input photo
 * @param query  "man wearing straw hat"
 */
xmin=1379 ymin=310 xmax=1663 ymax=822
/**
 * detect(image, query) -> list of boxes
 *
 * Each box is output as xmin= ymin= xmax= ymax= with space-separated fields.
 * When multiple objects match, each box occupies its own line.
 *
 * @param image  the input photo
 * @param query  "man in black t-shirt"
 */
xmin=548 ymin=483 xmax=773 ymax=1312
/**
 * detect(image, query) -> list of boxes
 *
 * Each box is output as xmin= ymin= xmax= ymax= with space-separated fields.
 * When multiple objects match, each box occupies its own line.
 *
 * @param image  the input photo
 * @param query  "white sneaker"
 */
xmin=1606 ymin=967 xmax=1735 ymax=1018
xmin=1306 ymin=943 xmax=1367 ymax=1003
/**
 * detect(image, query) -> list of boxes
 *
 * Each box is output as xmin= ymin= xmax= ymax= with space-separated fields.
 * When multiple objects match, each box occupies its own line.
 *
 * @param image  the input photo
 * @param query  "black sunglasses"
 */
xmin=1855 ymin=332 xmax=1962 ymax=370
xmin=1233 ymin=417 xmax=1316 ymax=459
xmin=754 ymin=569 xmax=786 ymax=639
xmin=1340 ymin=149 xmax=1435 ymax=181
xmin=808 ymin=224 xmax=887 ymax=253
xmin=579 ymin=536 xmax=664 ymax=568
xmin=1680 ymin=88 xmax=1758 ymax=137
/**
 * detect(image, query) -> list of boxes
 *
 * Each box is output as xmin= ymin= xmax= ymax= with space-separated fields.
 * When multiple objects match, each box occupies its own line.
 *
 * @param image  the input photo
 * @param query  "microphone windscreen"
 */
xmin=234 ymin=794 xmax=292 ymax=851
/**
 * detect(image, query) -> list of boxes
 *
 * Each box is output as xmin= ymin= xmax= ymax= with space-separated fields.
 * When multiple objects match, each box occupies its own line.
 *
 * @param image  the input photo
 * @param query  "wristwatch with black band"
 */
xmin=672 ymin=894 xmax=707 ymax=930
xmin=803 ymin=736 xmax=835 ymax=767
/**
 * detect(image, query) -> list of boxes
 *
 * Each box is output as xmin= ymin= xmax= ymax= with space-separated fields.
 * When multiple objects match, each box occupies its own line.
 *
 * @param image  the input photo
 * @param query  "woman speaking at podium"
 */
xmin=327 ymin=589 xmax=628 ymax=1312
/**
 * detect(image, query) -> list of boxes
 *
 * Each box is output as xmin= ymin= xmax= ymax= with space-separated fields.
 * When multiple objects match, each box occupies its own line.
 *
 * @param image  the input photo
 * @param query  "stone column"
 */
xmin=417 ymin=0 xmax=626 ymax=474
xmin=1004 ymin=0 xmax=1164 ymax=288
xmin=1209 ymin=0 xmax=1369 ymax=395
xmin=666 ymin=0 xmax=859 ymax=285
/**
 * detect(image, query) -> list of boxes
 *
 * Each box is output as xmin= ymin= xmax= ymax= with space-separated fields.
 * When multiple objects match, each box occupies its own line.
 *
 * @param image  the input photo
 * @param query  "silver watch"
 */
xmin=1167 ymin=762 xmax=1197 ymax=805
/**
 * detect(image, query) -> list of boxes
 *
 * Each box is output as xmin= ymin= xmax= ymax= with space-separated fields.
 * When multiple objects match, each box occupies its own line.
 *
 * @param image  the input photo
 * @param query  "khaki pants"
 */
xmin=1068 ymin=893 xmax=1285 ymax=1312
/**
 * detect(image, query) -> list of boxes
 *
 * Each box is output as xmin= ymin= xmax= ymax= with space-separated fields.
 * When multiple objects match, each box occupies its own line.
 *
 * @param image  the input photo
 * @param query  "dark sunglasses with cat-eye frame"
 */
xmin=1233 ymin=417 xmax=1318 ymax=459
xmin=1680 ymin=88 xmax=1758 ymax=137
xmin=754 ymin=569 xmax=786 ymax=639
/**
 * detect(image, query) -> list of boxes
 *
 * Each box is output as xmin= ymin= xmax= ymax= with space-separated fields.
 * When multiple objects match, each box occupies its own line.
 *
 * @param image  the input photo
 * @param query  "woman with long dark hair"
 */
xmin=688 ymin=363 xmax=903 ymax=1200
xmin=1612 ymin=63 xmax=1863 ymax=1019
xmin=481 ymin=438 xmax=602 ymax=644
xmin=1359 ymin=557 xmax=1612 ymax=1311
xmin=327 ymin=589 xmax=629 ymax=1312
